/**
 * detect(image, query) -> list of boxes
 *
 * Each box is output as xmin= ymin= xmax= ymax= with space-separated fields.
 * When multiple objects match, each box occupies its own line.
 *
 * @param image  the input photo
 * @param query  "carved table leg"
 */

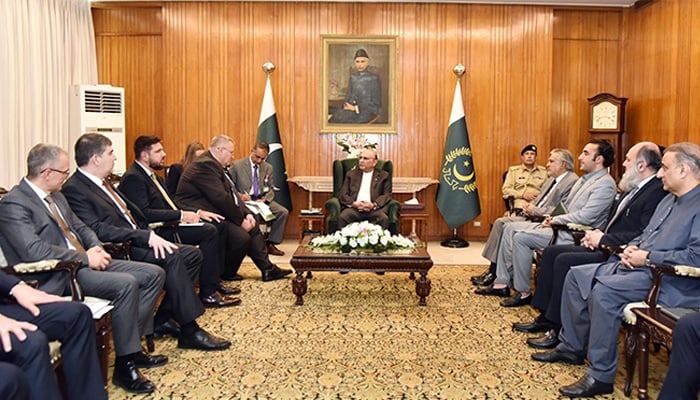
xmin=638 ymin=326 xmax=650 ymax=400
xmin=292 ymin=271 xmax=308 ymax=306
xmin=624 ymin=322 xmax=638 ymax=396
xmin=415 ymin=271 xmax=431 ymax=306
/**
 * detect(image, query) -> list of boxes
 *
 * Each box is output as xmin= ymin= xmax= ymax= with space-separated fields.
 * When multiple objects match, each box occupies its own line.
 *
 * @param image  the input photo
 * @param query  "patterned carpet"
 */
xmin=108 ymin=264 xmax=668 ymax=399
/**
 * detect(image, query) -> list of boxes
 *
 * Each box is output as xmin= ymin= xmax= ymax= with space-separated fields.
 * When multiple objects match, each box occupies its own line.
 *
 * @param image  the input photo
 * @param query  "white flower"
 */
xmin=307 ymin=222 xmax=416 ymax=254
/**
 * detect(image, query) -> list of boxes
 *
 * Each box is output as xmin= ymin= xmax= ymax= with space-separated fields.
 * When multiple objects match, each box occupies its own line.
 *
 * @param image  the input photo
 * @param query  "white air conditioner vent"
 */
xmin=83 ymin=90 xmax=123 ymax=114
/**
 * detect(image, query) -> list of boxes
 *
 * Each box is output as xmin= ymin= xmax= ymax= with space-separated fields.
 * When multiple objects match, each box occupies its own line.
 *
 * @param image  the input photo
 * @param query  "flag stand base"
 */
xmin=440 ymin=229 xmax=469 ymax=248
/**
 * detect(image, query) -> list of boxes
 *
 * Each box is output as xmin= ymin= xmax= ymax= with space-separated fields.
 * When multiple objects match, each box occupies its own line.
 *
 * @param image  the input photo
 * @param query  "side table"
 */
xmin=298 ymin=213 xmax=326 ymax=242
xmin=400 ymin=207 xmax=429 ymax=240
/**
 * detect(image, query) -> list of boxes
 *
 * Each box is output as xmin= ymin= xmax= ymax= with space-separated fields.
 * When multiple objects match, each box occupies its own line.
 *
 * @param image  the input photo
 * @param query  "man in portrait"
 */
xmin=329 ymin=48 xmax=382 ymax=124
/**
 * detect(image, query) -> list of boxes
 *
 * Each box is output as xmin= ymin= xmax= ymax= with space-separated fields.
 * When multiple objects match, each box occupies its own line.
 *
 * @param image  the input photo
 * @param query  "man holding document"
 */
xmin=175 ymin=135 xmax=292 ymax=282
xmin=118 ymin=135 xmax=241 ymax=308
xmin=228 ymin=141 xmax=288 ymax=256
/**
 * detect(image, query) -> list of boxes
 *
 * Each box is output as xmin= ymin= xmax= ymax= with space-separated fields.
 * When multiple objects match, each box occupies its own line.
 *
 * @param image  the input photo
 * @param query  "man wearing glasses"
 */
xmin=175 ymin=135 xmax=292 ymax=282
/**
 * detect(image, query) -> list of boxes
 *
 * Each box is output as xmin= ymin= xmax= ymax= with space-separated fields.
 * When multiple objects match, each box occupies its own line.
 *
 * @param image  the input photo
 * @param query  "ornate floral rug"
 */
xmin=108 ymin=264 xmax=668 ymax=399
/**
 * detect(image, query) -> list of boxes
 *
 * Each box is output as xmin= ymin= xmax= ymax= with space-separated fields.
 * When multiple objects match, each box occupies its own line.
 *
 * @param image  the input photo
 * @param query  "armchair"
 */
xmin=324 ymin=158 xmax=401 ymax=234
xmin=622 ymin=263 xmax=700 ymax=399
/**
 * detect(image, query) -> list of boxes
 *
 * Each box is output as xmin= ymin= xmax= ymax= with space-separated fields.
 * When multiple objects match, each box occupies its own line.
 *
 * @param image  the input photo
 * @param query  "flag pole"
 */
xmin=440 ymin=64 xmax=470 ymax=248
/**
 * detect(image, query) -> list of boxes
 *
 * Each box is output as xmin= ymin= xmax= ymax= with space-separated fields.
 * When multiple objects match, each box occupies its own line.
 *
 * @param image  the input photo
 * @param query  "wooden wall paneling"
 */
xmin=552 ymin=10 xmax=621 ymax=172
xmin=623 ymin=0 xmax=700 ymax=147
xmin=93 ymin=6 xmax=163 ymax=166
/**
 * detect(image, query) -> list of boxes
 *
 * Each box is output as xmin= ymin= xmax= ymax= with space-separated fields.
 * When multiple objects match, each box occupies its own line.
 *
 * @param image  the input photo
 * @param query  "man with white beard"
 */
xmin=512 ymin=142 xmax=667 ymax=349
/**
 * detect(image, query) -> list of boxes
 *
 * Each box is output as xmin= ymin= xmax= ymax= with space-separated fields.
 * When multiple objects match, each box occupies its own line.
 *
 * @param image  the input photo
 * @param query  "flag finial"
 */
xmin=453 ymin=64 xmax=466 ymax=79
xmin=262 ymin=62 xmax=276 ymax=75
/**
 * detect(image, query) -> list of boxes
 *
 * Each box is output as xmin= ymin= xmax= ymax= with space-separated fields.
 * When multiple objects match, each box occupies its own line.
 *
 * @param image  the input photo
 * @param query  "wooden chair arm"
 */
xmin=550 ymin=223 xmax=590 ymax=246
xmin=3 ymin=260 xmax=83 ymax=301
xmin=149 ymin=220 xmax=182 ymax=243
xmin=102 ymin=242 xmax=132 ymax=260
xmin=646 ymin=264 xmax=700 ymax=309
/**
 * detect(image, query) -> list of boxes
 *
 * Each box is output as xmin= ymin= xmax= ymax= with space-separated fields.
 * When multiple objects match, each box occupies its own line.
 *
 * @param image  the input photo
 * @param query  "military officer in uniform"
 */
xmin=502 ymin=144 xmax=548 ymax=214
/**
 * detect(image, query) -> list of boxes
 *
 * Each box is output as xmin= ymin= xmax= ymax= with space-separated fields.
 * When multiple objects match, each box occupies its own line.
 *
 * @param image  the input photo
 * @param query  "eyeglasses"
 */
xmin=44 ymin=168 xmax=70 ymax=176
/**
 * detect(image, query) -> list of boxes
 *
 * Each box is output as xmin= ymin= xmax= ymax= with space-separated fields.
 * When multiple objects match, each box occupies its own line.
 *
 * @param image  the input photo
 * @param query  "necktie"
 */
xmin=252 ymin=165 xmax=259 ymax=200
xmin=45 ymin=195 xmax=85 ymax=252
xmin=150 ymin=173 xmax=178 ymax=210
xmin=102 ymin=179 xmax=138 ymax=227
xmin=536 ymin=179 xmax=557 ymax=208
xmin=224 ymin=169 xmax=245 ymax=211
xmin=605 ymin=187 xmax=639 ymax=231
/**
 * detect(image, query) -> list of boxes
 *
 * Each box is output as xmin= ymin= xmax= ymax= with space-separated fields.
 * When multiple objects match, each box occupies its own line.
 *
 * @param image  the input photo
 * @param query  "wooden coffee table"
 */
xmin=290 ymin=236 xmax=433 ymax=306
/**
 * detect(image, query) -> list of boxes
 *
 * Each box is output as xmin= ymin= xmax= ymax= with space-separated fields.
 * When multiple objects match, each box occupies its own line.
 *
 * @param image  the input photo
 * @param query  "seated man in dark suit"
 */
xmin=532 ymin=143 xmax=700 ymax=398
xmin=228 ymin=141 xmax=289 ymax=256
xmin=337 ymin=148 xmax=392 ymax=230
xmin=0 ymin=143 xmax=166 ymax=394
xmin=175 ymin=135 xmax=292 ymax=282
xmin=0 ymin=269 xmax=107 ymax=400
xmin=119 ymin=135 xmax=240 ymax=308
xmin=658 ymin=311 xmax=700 ymax=400
xmin=514 ymin=142 xmax=667 ymax=349
xmin=61 ymin=134 xmax=230 ymax=352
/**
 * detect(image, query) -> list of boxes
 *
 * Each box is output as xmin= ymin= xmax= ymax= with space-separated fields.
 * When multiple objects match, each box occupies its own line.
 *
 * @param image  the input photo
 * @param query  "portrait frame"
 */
xmin=320 ymin=35 xmax=398 ymax=134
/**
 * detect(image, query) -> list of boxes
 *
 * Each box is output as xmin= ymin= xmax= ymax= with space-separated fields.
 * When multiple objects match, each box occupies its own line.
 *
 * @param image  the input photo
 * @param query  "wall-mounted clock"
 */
xmin=588 ymin=93 xmax=627 ymax=133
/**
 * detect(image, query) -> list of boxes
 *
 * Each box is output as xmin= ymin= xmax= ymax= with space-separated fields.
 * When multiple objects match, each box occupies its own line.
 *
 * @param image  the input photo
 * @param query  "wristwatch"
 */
xmin=644 ymin=252 xmax=652 ymax=267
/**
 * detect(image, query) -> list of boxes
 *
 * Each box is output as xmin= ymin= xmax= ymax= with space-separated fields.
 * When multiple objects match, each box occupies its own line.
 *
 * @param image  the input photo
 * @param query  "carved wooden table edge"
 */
xmin=290 ymin=237 xmax=433 ymax=306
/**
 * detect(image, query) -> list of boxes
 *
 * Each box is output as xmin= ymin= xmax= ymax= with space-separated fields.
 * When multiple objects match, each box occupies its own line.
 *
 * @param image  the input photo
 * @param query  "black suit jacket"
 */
xmin=600 ymin=177 xmax=666 ymax=246
xmin=61 ymin=170 xmax=152 ymax=249
xmin=175 ymin=151 xmax=246 ymax=225
xmin=119 ymin=162 xmax=193 ymax=223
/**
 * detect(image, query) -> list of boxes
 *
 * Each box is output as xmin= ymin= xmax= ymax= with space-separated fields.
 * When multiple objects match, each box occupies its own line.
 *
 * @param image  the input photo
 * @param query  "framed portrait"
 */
xmin=320 ymin=35 xmax=398 ymax=134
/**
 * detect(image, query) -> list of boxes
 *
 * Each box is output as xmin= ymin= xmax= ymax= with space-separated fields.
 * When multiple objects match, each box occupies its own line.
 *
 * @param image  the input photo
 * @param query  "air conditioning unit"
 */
xmin=69 ymin=84 xmax=126 ymax=174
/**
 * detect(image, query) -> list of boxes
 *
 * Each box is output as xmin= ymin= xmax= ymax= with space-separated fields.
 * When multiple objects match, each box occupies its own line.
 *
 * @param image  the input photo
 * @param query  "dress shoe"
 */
xmin=153 ymin=319 xmax=180 ymax=339
xmin=112 ymin=360 xmax=155 ymax=393
xmin=221 ymin=273 xmax=244 ymax=281
xmin=261 ymin=265 xmax=293 ymax=282
xmin=266 ymin=243 xmax=285 ymax=256
xmin=512 ymin=317 xmax=554 ymax=333
xmin=531 ymin=349 xmax=585 ymax=365
xmin=200 ymin=292 xmax=242 ymax=308
xmin=559 ymin=374 xmax=613 ymax=398
xmin=216 ymin=282 xmax=241 ymax=295
xmin=527 ymin=329 xmax=560 ymax=349
xmin=473 ymin=272 xmax=496 ymax=287
xmin=500 ymin=292 xmax=532 ymax=307
xmin=470 ymin=270 xmax=490 ymax=283
xmin=474 ymin=285 xmax=510 ymax=297
xmin=178 ymin=329 xmax=231 ymax=351
xmin=132 ymin=350 xmax=168 ymax=369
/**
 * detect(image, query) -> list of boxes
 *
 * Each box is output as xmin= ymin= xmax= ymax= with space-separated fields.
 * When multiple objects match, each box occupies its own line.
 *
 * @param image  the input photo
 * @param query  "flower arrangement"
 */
xmin=336 ymin=133 xmax=377 ymax=159
xmin=308 ymin=221 xmax=416 ymax=254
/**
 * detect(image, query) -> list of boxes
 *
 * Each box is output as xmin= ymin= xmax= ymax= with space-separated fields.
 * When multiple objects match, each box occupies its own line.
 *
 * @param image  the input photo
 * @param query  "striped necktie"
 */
xmin=45 ymin=195 xmax=85 ymax=252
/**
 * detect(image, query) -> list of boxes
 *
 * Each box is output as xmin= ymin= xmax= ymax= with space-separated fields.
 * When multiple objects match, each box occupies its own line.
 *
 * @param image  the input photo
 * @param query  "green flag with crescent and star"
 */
xmin=436 ymin=80 xmax=481 ymax=229
xmin=257 ymin=76 xmax=293 ymax=211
